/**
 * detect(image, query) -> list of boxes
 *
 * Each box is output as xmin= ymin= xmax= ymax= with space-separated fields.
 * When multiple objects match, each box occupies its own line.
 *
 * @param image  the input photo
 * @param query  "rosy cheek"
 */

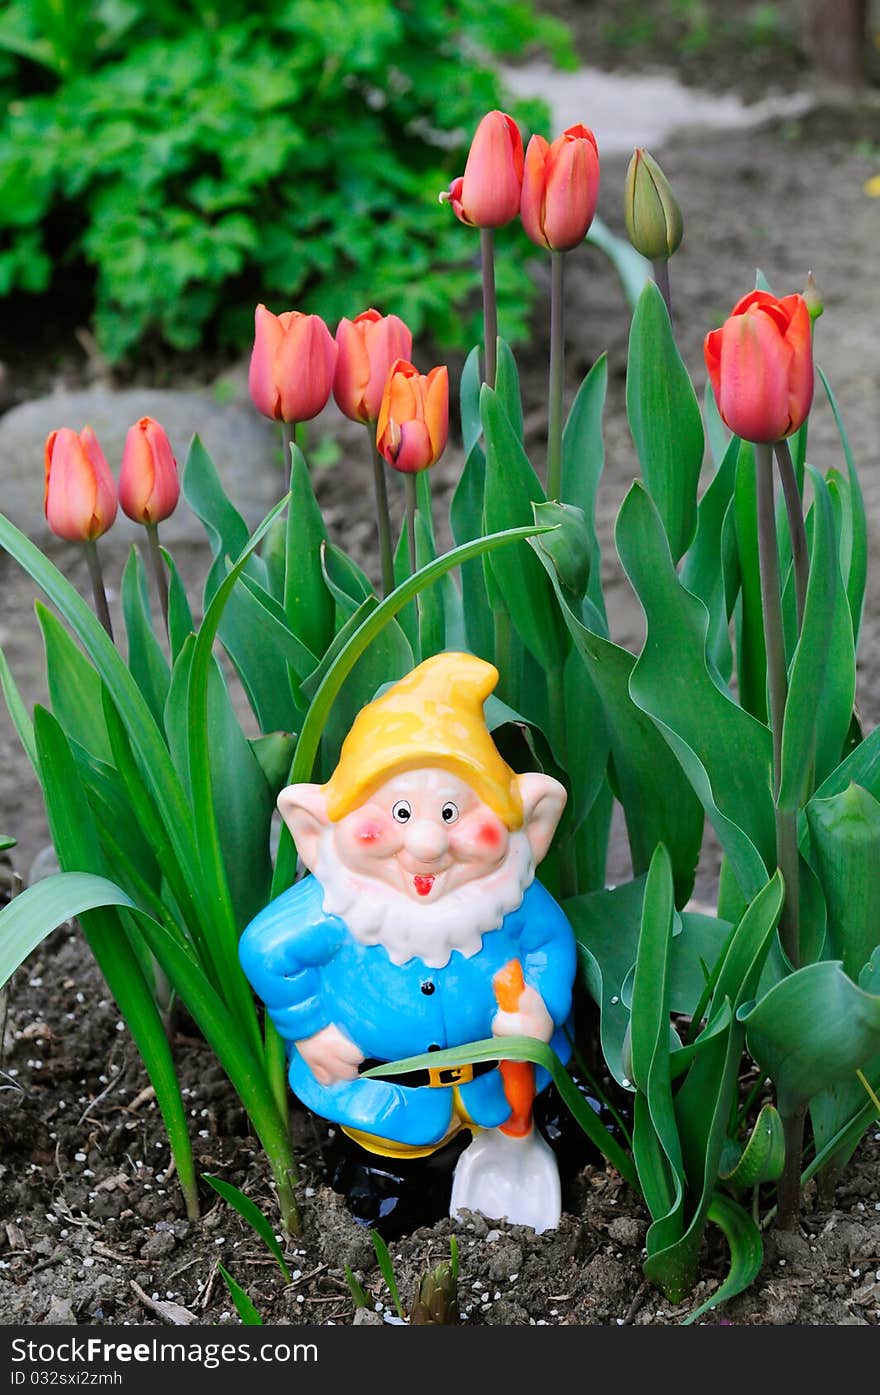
xmin=452 ymin=817 xmax=506 ymax=861
xmin=476 ymin=820 xmax=503 ymax=849
xmin=352 ymin=818 xmax=386 ymax=845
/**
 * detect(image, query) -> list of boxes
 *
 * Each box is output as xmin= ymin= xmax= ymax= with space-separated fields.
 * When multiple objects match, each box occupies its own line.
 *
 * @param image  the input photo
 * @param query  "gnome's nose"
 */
xmin=405 ymin=818 xmax=449 ymax=863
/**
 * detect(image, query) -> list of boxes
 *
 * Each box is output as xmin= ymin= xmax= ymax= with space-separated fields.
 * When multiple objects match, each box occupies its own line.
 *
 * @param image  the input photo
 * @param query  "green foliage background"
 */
xmin=0 ymin=0 xmax=572 ymax=362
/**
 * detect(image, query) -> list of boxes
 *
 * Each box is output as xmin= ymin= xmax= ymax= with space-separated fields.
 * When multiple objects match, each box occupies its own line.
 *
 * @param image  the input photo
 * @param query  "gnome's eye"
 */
xmin=440 ymin=801 xmax=459 ymax=824
xmin=392 ymin=800 xmax=412 ymax=823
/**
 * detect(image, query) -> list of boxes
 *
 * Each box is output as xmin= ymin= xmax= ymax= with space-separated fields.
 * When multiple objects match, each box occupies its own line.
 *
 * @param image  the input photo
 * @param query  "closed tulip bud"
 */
xmin=248 ymin=304 xmax=337 ymax=423
xmin=520 ymin=125 xmax=600 ymax=252
xmin=704 ymin=290 xmax=814 ymax=444
xmin=333 ymin=309 xmax=413 ymax=424
xmin=44 ymin=426 xmax=117 ymax=542
xmin=440 ymin=110 xmax=524 ymax=228
xmin=624 ymin=148 xmax=683 ymax=261
xmin=376 ymin=360 xmax=449 ymax=474
xmin=802 ymin=270 xmax=824 ymax=324
xmin=118 ymin=417 xmax=179 ymax=525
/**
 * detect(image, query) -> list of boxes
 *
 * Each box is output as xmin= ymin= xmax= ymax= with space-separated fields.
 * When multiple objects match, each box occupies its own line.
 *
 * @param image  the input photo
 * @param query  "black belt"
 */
xmin=360 ymin=1055 xmax=496 ymax=1089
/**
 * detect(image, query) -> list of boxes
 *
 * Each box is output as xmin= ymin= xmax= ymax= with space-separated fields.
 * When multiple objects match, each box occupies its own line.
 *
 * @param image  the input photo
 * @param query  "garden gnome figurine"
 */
xmin=240 ymin=653 xmax=576 ymax=1232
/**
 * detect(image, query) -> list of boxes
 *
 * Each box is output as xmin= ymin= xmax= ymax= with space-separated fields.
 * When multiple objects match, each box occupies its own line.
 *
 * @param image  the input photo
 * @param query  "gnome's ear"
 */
xmin=277 ymin=783 xmax=330 ymax=873
xmin=516 ymin=772 xmax=567 ymax=866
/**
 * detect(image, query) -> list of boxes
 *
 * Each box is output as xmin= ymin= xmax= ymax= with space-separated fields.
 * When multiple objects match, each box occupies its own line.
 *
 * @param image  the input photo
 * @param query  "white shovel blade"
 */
xmin=450 ymin=1126 xmax=562 ymax=1234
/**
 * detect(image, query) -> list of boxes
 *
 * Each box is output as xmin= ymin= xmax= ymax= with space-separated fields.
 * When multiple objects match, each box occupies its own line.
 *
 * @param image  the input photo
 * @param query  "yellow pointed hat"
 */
xmin=323 ymin=652 xmax=523 ymax=827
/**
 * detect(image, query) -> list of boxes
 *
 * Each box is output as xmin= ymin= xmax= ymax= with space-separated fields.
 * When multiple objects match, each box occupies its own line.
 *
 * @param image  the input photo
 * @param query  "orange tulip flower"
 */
xmin=44 ymin=426 xmax=117 ymax=542
xmin=248 ymin=304 xmax=337 ymax=422
xmin=376 ymin=360 xmax=449 ymax=474
xmin=333 ymin=309 xmax=413 ymax=425
xmin=704 ymin=290 xmax=813 ymax=443
xmin=520 ymin=125 xmax=600 ymax=252
xmin=119 ymin=417 xmax=179 ymax=526
xmin=442 ymin=111 xmax=524 ymax=229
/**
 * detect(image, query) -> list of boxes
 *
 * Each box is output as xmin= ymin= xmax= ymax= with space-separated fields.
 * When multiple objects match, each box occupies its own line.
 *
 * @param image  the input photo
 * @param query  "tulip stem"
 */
xmin=404 ymin=474 xmax=418 ymax=577
xmin=756 ymin=443 xmax=800 ymax=969
xmin=281 ymin=422 xmax=298 ymax=489
xmin=547 ymin=250 xmax=566 ymax=502
xmin=145 ymin=523 xmax=170 ymax=640
xmin=83 ymin=540 xmax=114 ymax=642
xmin=480 ymin=228 xmax=498 ymax=390
xmin=774 ymin=438 xmax=809 ymax=632
xmin=777 ymin=1105 xmax=806 ymax=1232
xmin=368 ymin=428 xmax=396 ymax=598
xmin=653 ymin=259 xmax=673 ymax=324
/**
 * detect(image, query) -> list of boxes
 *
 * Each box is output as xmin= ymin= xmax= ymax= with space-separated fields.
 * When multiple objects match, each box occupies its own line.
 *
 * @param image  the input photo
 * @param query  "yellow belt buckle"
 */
xmin=428 ymin=1062 xmax=474 ymax=1088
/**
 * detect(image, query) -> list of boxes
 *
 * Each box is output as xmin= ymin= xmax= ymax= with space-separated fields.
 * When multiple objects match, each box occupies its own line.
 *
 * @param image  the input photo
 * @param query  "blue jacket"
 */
xmin=239 ymin=875 xmax=576 ymax=1148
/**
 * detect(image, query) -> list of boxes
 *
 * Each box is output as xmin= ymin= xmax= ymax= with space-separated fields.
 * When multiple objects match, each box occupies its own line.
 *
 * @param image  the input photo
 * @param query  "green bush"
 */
xmin=0 ymin=1 xmax=571 ymax=362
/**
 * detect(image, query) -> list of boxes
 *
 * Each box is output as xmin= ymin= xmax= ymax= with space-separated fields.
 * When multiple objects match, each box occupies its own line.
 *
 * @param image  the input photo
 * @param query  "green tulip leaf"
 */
xmin=482 ymin=386 xmax=568 ymax=673
xmin=449 ymin=440 xmax=494 ymax=661
xmin=217 ymin=1266 xmax=263 ymax=1326
xmin=818 ymin=366 xmax=867 ymax=645
xmin=741 ymin=957 xmax=880 ymax=1114
xmin=284 ymin=445 xmax=334 ymax=659
xmin=806 ymin=783 xmax=880 ymax=981
xmin=459 ymin=345 xmax=483 ymax=459
xmin=31 ymin=707 xmax=198 ymax=1219
xmin=626 ymin=279 xmax=704 ymax=563
xmin=182 ymin=434 xmax=264 ymax=606
xmin=36 ymin=603 xmax=113 ymax=765
xmin=720 ymin=1104 xmax=786 ymax=1187
xmin=616 ymin=481 xmax=775 ymax=903
xmin=703 ymin=381 xmax=730 ymax=467
xmin=731 ymin=442 xmax=767 ymax=722
xmin=0 ymin=642 xmax=37 ymax=774
xmin=0 ymin=869 xmax=135 ymax=991
xmin=164 ymin=550 xmax=195 ymax=662
xmin=226 ymin=568 xmax=316 ymax=726
xmin=321 ymin=540 xmax=374 ymax=619
xmin=362 ymin=1033 xmax=636 ymax=1188
xmin=630 ymin=846 xmax=685 ymax=1265
xmin=494 ymin=337 xmax=524 ymax=439
xmin=680 ymin=1194 xmax=763 ymax=1325
xmin=779 ymin=467 xmax=853 ymax=808
xmin=561 ymin=353 xmax=608 ymax=619
xmin=531 ymin=535 xmax=703 ymax=904
xmin=121 ymin=548 xmax=171 ymax=729
xmin=565 ymin=877 xmax=644 ymax=1088
xmin=680 ymin=434 xmax=739 ymax=684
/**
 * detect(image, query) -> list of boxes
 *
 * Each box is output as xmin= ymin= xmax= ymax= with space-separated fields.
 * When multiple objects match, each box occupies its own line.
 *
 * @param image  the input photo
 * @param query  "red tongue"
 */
xmin=414 ymin=875 xmax=435 ymax=897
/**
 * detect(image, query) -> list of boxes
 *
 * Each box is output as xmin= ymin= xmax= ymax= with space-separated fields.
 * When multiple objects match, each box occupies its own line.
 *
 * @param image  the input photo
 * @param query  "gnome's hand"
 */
xmin=491 ymin=984 xmax=554 ymax=1044
xmin=296 ymin=1024 xmax=365 ymax=1086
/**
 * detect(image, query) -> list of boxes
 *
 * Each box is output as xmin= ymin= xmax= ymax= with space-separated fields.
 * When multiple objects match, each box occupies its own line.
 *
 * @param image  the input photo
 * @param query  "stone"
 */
xmin=44 ymin=1295 xmax=77 ymax=1325
xmin=139 ymin=1229 xmax=176 ymax=1260
xmin=607 ymin=1216 xmax=647 ymax=1248
xmin=353 ymin=1307 xmax=383 ymax=1326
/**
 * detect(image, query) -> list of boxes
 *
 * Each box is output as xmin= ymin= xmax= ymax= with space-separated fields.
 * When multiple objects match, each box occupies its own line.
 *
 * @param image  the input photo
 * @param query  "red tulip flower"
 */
xmin=376 ymin=360 xmax=449 ymax=474
xmin=44 ymin=426 xmax=117 ymax=542
xmin=704 ymin=291 xmax=814 ymax=443
xmin=520 ymin=125 xmax=600 ymax=252
xmin=248 ymin=304 xmax=337 ymax=423
xmin=333 ymin=309 xmax=413 ymax=425
xmin=119 ymin=417 xmax=179 ymax=526
xmin=442 ymin=111 xmax=524 ymax=229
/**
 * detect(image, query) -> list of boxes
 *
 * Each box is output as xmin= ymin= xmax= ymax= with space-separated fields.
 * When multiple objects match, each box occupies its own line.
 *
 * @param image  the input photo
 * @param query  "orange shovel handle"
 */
xmin=493 ymin=958 xmax=535 ymax=1138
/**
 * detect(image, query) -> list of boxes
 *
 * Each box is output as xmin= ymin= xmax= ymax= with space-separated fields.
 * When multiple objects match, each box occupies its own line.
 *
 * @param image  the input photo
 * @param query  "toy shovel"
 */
xmin=449 ymin=959 xmax=562 ymax=1233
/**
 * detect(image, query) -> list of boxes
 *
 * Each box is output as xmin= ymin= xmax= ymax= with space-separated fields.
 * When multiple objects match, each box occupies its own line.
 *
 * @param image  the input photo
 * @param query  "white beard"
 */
xmin=313 ymin=830 xmax=535 ymax=969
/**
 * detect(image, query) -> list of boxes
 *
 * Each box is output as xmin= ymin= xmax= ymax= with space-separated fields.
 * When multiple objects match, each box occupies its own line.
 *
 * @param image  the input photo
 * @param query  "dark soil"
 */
xmin=3 ymin=11 xmax=880 ymax=1328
